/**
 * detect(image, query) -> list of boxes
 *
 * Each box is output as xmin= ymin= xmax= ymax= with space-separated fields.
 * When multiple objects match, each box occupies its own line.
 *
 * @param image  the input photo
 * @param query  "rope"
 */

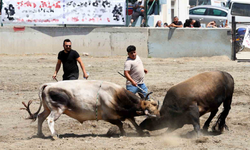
xmin=95 ymin=81 xmax=103 ymax=121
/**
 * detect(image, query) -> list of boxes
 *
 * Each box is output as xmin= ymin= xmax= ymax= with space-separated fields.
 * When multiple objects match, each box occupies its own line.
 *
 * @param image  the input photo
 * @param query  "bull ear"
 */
xmin=138 ymin=92 xmax=145 ymax=99
xmin=145 ymin=92 xmax=153 ymax=100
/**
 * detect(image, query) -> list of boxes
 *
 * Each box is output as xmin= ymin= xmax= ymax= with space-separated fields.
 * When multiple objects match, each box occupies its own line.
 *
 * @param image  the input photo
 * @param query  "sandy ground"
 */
xmin=0 ymin=54 xmax=250 ymax=150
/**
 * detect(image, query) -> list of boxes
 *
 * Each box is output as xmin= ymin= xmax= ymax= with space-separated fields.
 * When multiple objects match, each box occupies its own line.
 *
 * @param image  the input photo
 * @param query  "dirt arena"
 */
xmin=0 ymin=54 xmax=249 ymax=150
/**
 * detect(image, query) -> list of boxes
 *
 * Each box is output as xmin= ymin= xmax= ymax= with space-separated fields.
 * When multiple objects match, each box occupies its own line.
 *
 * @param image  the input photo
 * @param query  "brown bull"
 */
xmin=22 ymin=80 xmax=160 ymax=139
xmin=139 ymin=71 xmax=234 ymax=136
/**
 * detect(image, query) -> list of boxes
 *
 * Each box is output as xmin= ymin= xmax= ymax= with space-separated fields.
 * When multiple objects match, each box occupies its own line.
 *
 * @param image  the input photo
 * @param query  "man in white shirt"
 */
xmin=124 ymin=45 xmax=148 ymax=98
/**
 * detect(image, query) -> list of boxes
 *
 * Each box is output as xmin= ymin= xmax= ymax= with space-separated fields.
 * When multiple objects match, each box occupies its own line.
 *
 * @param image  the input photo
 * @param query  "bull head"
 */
xmin=137 ymin=92 xmax=160 ymax=118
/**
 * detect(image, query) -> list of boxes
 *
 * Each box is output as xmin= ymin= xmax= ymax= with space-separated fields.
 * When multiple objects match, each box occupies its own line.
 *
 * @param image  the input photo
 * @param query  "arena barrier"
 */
xmin=0 ymin=27 xmax=231 ymax=58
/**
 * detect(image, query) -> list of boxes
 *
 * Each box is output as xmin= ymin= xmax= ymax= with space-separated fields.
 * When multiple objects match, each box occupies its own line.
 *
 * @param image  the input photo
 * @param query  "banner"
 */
xmin=243 ymin=26 xmax=250 ymax=48
xmin=1 ymin=0 xmax=126 ymax=25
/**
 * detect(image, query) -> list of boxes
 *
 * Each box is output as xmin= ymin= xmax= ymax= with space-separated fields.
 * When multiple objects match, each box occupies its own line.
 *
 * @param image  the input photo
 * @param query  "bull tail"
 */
xmin=21 ymin=84 xmax=47 ymax=121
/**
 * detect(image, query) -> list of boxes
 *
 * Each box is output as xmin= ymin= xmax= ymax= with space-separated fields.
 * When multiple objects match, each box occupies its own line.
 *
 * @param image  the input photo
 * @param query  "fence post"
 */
xmin=145 ymin=0 xmax=147 ymax=27
xmin=126 ymin=0 xmax=128 ymax=26
xmin=231 ymin=16 xmax=236 ymax=60
xmin=1 ymin=0 xmax=3 ymax=27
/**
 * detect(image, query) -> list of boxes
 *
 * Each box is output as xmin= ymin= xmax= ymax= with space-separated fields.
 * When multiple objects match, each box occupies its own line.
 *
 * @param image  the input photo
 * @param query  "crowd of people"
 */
xmin=129 ymin=0 xmax=229 ymax=28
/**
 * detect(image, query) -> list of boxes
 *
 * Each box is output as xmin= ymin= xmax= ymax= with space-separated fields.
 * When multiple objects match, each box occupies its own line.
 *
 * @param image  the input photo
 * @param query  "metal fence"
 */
xmin=231 ymin=16 xmax=250 ymax=61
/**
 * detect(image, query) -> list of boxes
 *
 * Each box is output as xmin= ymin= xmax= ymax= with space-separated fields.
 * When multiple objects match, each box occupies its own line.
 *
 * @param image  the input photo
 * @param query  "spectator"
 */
xmin=164 ymin=22 xmax=169 ymax=27
xmin=148 ymin=0 xmax=159 ymax=15
xmin=52 ymin=39 xmax=89 ymax=81
xmin=191 ymin=19 xmax=201 ymax=28
xmin=155 ymin=20 xmax=162 ymax=27
xmin=128 ymin=0 xmax=145 ymax=27
xmin=184 ymin=19 xmax=191 ymax=28
xmin=207 ymin=21 xmax=217 ymax=28
xmin=169 ymin=16 xmax=183 ymax=28
xmin=124 ymin=45 xmax=149 ymax=98
xmin=223 ymin=20 xmax=230 ymax=28
xmin=184 ymin=19 xmax=201 ymax=28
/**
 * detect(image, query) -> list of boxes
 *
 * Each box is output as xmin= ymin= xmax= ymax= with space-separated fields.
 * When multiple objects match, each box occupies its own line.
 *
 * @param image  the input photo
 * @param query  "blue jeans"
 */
xmin=126 ymin=83 xmax=148 ymax=99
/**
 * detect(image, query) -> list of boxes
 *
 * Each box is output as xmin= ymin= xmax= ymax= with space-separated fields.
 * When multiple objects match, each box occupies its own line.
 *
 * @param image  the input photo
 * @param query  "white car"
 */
xmin=189 ymin=5 xmax=228 ymax=27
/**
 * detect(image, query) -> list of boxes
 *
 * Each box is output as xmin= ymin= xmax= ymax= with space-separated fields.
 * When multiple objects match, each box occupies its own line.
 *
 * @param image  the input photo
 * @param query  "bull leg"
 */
xmin=127 ymin=118 xmax=145 ymax=136
xmin=202 ymin=109 xmax=218 ymax=132
xmin=213 ymin=96 xmax=232 ymax=133
xmin=108 ymin=120 xmax=126 ymax=136
xmin=189 ymin=105 xmax=201 ymax=137
xmin=37 ymin=108 xmax=50 ymax=137
xmin=47 ymin=108 xmax=63 ymax=140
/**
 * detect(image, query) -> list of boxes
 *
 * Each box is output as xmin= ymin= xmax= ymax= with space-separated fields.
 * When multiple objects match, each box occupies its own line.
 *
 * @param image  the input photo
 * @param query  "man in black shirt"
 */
xmin=169 ymin=16 xmax=183 ymax=28
xmin=52 ymin=39 xmax=89 ymax=80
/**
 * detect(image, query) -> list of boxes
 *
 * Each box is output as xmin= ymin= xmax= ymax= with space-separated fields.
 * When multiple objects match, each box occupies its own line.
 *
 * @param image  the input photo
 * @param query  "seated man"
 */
xmin=207 ymin=21 xmax=217 ymax=28
xmin=129 ymin=0 xmax=145 ymax=27
xmin=169 ymin=16 xmax=183 ymax=28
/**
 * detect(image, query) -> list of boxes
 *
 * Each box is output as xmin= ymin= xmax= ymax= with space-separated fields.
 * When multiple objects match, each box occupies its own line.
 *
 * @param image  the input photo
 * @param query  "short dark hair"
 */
xmin=63 ymin=39 xmax=71 ymax=45
xmin=127 ymin=45 xmax=136 ymax=52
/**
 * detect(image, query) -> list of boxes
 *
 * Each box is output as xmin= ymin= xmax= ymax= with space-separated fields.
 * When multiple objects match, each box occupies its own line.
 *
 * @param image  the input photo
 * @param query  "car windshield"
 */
xmin=231 ymin=3 xmax=250 ymax=17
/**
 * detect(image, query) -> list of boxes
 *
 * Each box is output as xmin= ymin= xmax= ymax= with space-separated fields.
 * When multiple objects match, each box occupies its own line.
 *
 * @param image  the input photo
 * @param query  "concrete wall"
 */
xmin=0 ymin=27 xmax=148 ymax=57
xmin=148 ymin=28 xmax=232 ymax=58
xmin=0 ymin=27 xmax=231 ymax=58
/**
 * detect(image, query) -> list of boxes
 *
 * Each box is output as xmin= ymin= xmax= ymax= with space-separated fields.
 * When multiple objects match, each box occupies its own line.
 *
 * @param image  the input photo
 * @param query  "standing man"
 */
xmin=52 ymin=39 xmax=89 ymax=81
xmin=128 ymin=0 xmax=145 ymax=27
xmin=169 ymin=16 xmax=183 ymax=28
xmin=124 ymin=45 xmax=148 ymax=97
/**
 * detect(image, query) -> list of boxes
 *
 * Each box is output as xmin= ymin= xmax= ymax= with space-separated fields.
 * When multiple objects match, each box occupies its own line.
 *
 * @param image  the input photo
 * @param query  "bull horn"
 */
xmin=157 ymin=100 xmax=160 ymax=110
xmin=144 ymin=109 xmax=157 ymax=118
xmin=145 ymin=92 xmax=153 ymax=100
xmin=138 ymin=92 xmax=144 ymax=99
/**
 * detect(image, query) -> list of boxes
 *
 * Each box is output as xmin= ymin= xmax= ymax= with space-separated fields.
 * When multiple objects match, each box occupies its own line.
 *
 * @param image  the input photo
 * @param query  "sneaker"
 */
xmin=128 ymin=23 xmax=132 ymax=27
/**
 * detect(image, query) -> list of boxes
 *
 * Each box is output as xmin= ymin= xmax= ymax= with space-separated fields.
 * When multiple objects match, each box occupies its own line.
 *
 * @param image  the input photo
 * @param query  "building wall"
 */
xmin=0 ymin=27 xmax=231 ymax=58
xmin=173 ymin=0 xmax=190 ymax=23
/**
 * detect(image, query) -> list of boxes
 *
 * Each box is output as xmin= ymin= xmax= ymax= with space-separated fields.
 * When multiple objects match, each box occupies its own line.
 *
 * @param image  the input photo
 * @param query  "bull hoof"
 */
xmin=120 ymin=131 xmax=127 ymax=137
xmin=37 ymin=133 xmax=45 ymax=138
xmin=140 ymin=131 xmax=150 ymax=137
xmin=201 ymin=129 xmax=209 ymax=134
xmin=107 ymin=126 xmax=120 ymax=137
xmin=52 ymin=134 xmax=59 ymax=140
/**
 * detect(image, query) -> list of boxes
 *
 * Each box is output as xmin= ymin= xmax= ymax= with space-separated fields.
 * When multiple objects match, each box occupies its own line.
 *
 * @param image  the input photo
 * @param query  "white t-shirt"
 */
xmin=124 ymin=55 xmax=145 ymax=85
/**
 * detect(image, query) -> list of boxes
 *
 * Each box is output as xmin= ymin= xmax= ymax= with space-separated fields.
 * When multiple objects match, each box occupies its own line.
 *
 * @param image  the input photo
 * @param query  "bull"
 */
xmin=22 ymin=80 xmax=160 ymax=139
xmin=139 ymin=71 xmax=234 ymax=136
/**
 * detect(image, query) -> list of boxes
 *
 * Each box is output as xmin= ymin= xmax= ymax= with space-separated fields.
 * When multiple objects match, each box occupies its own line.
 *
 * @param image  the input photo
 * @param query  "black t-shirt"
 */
xmin=58 ymin=50 xmax=80 ymax=79
xmin=193 ymin=20 xmax=201 ymax=27
xmin=184 ymin=20 xmax=201 ymax=28
xmin=172 ymin=21 xmax=182 ymax=25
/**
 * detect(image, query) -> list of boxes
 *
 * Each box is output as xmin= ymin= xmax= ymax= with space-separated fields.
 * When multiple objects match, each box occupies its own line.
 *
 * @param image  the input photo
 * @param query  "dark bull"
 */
xmin=139 ymin=71 xmax=234 ymax=136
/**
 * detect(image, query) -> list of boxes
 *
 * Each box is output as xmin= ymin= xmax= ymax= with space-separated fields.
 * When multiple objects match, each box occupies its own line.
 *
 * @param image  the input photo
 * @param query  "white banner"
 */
xmin=1 ymin=0 xmax=126 ymax=25
xmin=243 ymin=26 xmax=250 ymax=48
